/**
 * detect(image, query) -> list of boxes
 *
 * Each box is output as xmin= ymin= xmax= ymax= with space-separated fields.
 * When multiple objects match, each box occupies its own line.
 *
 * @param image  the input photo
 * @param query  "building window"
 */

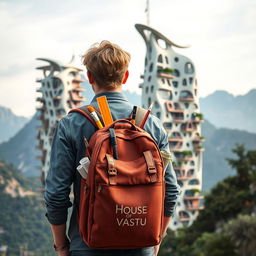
xmin=188 ymin=179 xmax=200 ymax=185
xmin=185 ymin=103 xmax=189 ymax=109
xmin=173 ymin=69 xmax=180 ymax=77
xmin=189 ymin=77 xmax=194 ymax=84
xmin=49 ymin=91 xmax=53 ymax=97
xmin=148 ymin=76 xmax=151 ymax=82
xmin=155 ymin=101 xmax=160 ymax=108
xmin=165 ymin=56 xmax=169 ymax=64
xmin=148 ymin=97 xmax=151 ymax=107
xmin=156 ymin=112 xmax=161 ymax=119
xmin=163 ymin=122 xmax=172 ymax=130
xmin=145 ymin=57 xmax=148 ymax=66
xmin=151 ymin=85 xmax=154 ymax=93
xmin=173 ymin=81 xmax=178 ymax=88
xmin=158 ymin=89 xmax=172 ymax=100
xmin=194 ymin=103 xmax=198 ymax=109
xmin=178 ymin=180 xmax=183 ymax=187
xmin=183 ymin=79 xmax=187 ymax=86
xmin=161 ymin=78 xmax=165 ymax=84
xmin=47 ymin=82 xmax=50 ymax=88
xmin=149 ymin=63 xmax=153 ymax=72
xmin=167 ymin=79 xmax=171 ymax=86
xmin=185 ymin=62 xmax=194 ymax=74
xmin=157 ymin=54 xmax=163 ymax=63
xmin=50 ymin=109 xmax=54 ymax=116
xmin=174 ymin=57 xmax=179 ymax=62
xmin=175 ymin=91 xmax=178 ymax=95
xmin=194 ymin=89 xmax=197 ymax=96
xmin=145 ymin=87 xmax=149 ymax=94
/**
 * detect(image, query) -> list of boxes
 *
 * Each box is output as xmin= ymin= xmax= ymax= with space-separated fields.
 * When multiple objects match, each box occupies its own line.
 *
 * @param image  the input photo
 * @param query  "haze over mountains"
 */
xmin=0 ymin=89 xmax=255 ymax=191
xmin=200 ymin=89 xmax=256 ymax=133
xmin=0 ymin=105 xmax=29 ymax=143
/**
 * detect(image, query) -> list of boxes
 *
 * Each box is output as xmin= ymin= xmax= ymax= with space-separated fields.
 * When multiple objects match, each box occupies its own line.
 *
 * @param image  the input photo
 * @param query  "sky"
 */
xmin=0 ymin=0 xmax=255 ymax=117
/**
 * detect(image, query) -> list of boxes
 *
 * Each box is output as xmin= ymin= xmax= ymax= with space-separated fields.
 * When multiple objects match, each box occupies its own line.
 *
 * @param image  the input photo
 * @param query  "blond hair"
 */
xmin=82 ymin=41 xmax=131 ymax=89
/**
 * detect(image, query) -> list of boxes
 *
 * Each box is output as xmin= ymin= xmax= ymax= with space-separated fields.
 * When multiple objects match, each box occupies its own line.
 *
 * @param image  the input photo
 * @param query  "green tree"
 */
xmin=224 ymin=215 xmax=256 ymax=256
xmin=191 ymin=232 xmax=237 ymax=256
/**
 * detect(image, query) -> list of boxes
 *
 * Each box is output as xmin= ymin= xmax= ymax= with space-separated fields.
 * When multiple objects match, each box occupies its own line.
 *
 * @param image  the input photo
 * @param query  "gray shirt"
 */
xmin=44 ymin=91 xmax=180 ymax=254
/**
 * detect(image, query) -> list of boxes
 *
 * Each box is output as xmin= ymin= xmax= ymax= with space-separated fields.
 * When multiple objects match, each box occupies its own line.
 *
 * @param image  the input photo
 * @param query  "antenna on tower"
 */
xmin=145 ymin=0 xmax=150 ymax=26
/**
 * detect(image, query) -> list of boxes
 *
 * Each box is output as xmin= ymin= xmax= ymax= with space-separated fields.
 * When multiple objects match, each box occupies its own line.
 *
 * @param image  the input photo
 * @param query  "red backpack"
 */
xmin=69 ymin=106 xmax=165 ymax=249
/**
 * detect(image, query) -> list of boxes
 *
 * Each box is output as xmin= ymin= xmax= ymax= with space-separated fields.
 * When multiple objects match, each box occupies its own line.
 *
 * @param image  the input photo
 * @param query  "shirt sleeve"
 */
xmin=153 ymin=117 xmax=181 ymax=217
xmin=44 ymin=117 xmax=75 ymax=225
xmin=159 ymin=128 xmax=181 ymax=217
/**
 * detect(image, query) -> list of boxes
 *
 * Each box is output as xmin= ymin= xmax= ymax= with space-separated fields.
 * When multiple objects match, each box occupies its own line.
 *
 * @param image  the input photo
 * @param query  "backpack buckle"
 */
xmin=108 ymin=168 xmax=117 ymax=176
xmin=106 ymin=154 xmax=118 ymax=185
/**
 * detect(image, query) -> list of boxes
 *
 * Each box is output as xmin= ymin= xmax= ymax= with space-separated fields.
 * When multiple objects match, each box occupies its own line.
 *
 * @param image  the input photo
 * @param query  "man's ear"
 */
xmin=122 ymin=70 xmax=129 ymax=84
xmin=87 ymin=71 xmax=94 ymax=84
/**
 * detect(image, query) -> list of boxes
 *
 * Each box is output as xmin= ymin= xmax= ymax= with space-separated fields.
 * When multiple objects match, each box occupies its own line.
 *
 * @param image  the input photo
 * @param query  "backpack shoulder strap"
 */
xmin=69 ymin=105 xmax=103 ymax=129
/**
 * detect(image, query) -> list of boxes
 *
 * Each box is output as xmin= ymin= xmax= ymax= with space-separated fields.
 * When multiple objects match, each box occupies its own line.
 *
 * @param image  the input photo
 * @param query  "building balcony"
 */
xmin=170 ymin=146 xmax=183 ymax=152
xmin=72 ymin=86 xmax=85 ymax=92
xmin=194 ymin=145 xmax=205 ymax=152
xmin=72 ymin=77 xmax=85 ymax=83
xmin=177 ymin=176 xmax=193 ymax=181
xmin=53 ymin=95 xmax=61 ymax=100
xmin=192 ymin=113 xmax=204 ymax=123
xmin=184 ymin=195 xmax=204 ymax=200
xmin=193 ymin=136 xmax=205 ymax=143
xmin=179 ymin=217 xmax=190 ymax=222
xmin=172 ymin=117 xmax=184 ymax=123
xmin=69 ymin=91 xmax=85 ymax=102
xmin=175 ymin=151 xmax=193 ymax=161
xmin=185 ymin=205 xmax=204 ymax=211
xmin=157 ymin=72 xmax=175 ymax=79
xmin=165 ymin=101 xmax=184 ymax=113
xmin=173 ymin=166 xmax=183 ymax=171
xmin=169 ymin=136 xmax=183 ymax=142
xmin=181 ymin=122 xmax=198 ymax=132
xmin=179 ymin=96 xmax=194 ymax=102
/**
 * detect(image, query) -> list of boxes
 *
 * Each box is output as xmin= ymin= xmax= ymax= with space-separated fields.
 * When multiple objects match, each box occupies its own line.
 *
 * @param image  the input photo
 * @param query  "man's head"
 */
xmin=82 ymin=41 xmax=131 ymax=91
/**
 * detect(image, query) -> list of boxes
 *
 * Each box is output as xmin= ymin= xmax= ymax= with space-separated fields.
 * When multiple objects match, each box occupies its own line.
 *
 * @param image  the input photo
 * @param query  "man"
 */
xmin=45 ymin=41 xmax=180 ymax=256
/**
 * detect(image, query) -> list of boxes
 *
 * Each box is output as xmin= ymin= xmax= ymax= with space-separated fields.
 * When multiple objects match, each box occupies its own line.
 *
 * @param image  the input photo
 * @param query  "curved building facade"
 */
xmin=36 ymin=58 xmax=85 ymax=188
xmin=136 ymin=24 xmax=204 ymax=229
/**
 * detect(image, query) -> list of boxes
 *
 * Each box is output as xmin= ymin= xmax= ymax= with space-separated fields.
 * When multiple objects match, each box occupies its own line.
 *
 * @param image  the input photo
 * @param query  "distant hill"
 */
xmin=201 ymin=120 xmax=256 ymax=191
xmin=0 ymin=114 xmax=40 ymax=177
xmin=0 ymin=160 xmax=52 ymax=255
xmin=0 ymin=105 xmax=28 ymax=143
xmin=200 ymin=89 xmax=256 ymax=133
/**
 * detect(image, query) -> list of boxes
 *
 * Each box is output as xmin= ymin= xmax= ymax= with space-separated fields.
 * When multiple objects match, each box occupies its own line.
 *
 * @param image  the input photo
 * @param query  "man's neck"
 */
xmin=93 ymin=85 xmax=122 ymax=94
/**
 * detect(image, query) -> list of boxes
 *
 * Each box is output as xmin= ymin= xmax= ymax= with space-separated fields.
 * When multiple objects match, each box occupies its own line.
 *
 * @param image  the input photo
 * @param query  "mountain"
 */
xmin=0 ymin=114 xmax=40 ymax=177
xmin=0 ymin=160 xmax=52 ymax=255
xmin=201 ymin=120 xmax=256 ymax=191
xmin=200 ymin=89 xmax=256 ymax=133
xmin=0 ymin=105 xmax=29 ymax=143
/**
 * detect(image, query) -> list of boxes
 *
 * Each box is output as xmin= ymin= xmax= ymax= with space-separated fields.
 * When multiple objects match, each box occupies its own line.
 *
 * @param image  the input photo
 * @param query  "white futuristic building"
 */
xmin=136 ymin=24 xmax=205 ymax=229
xmin=36 ymin=58 xmax=85 ymax=188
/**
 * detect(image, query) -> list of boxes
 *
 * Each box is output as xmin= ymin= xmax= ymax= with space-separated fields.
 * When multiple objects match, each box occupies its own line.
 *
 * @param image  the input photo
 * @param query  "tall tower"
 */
xmin=135 ymin=24 xmax=205 ymax=229
xmin=35 ymin=58 xmax=85 ymax=188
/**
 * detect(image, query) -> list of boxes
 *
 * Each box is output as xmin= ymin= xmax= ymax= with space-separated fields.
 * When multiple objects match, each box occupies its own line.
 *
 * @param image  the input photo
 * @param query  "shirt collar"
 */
xmin=91 ymin=91 xmax=128 ymax=103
